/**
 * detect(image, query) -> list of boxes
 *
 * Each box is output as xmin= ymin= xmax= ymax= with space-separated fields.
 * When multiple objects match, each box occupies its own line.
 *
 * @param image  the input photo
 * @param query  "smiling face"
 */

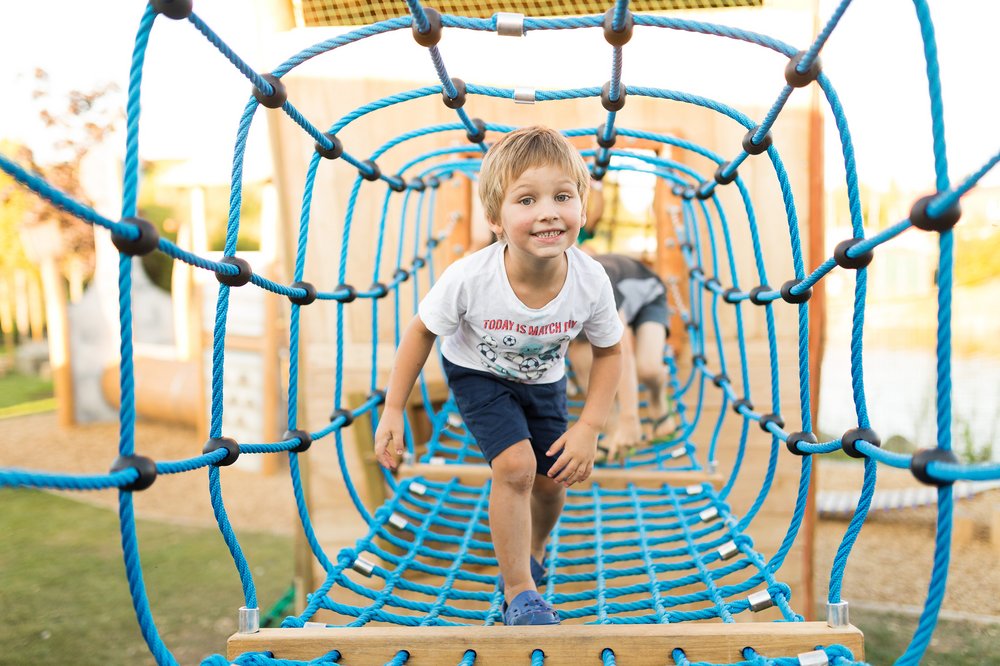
xmin=489 ymin=163 xmax=585 ymax=265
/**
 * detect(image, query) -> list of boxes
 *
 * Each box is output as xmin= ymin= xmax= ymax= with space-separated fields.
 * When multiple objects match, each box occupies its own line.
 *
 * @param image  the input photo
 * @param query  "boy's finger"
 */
xmin=547 ymin=455 xmax=568 ymax=478
xmin=554 ymin=462 xmax=578 ymax=484
xmin=546 ymin=439 xmax=566 ymax=456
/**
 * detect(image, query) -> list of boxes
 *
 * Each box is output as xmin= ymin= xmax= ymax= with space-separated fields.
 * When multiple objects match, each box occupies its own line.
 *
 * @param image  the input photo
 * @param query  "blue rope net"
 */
xmin=2 ymin=1 xmax=999 ymax=665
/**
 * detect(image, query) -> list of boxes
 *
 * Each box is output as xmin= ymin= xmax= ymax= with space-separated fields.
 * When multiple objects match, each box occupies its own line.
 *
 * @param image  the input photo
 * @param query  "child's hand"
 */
xmin=374 ymin=407 xmax=405 ymax=470
xmin=607 ymin=416 xmax=644 ymax=461
xmin=546 ymin=422 xmax=600 ymax=486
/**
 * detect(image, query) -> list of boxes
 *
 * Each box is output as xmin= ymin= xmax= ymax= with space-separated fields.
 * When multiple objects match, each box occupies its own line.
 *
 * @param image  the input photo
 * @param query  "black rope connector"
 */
xmin=333 ymin=283 xmax=357 ymax=303
xmin=784 ymin=51 xmax=822 ymax=88
xmin=910 ymin=447 xmax=958 ymax=486
xmin=283 ymin=429 xmax=312 ymax=453
xmin=749 ymin=285 xmax=772 ymax=305
xmin=370 ymin=389 xmax=386 ymax=405
xmin=841 ymin=427 xmax=880 ymax=459
xmin=695 ymin=183 xmax=714 ymax=200
xmin=689 ymin=266 xmax=704 ymax=281
xmin=691 ymin=354 xmax=707 ymax=367
xmin=780 ymin=279 xmax=812 ymax=304
xmin=368 ymin=281 xmax=389 ymax=299
xmin=408 ymin=176 xmax=426 ymax=192
xmin=594 ymin=151 xmax=612 ymax=169
xmin=466 ymin=118 xmax=487 ymax=144
xmin=315 ymin=133 xmax=343 ymax=160
xmin=714 ymin=162 xmax=738 ymax=185
xmin=427 ymin=238 xmax=439 ymax=250
xmin=412 ymin=256 xmax=426 ymax=269
xmin=216 ymin=256 xmax=252 ymax=287
xmin=596 ymin=123 xmax=618 ymax=149
xmin=909 ymin=194 xmax=962 ymax=232
xmin=443 ymin=77 xmax=467 ymax=109
xmin=759 ymin=413 xmax=785 ymax=434
xmin=426 ymin=176 xmax=441 ymax=189
xmin=360 ymin=160 xmax=382 ymax=182
xmin=387 ymin=175 xmax=407 ymax=192
xmin=411 ymin=7 xmax=443 ymax=47
xmin=712 ymin=373 xmax=729 ymax=388
xmin=393 ymin=268 xmax=410 ymax=283
xmin=671 ymin=185 xmax=685 ymax=197
xmin=834 ymin=238 xmax=874 ymax=270
xmin=682 ymin=187 xmax=696 ymax=200
xmin=203 ymin=436 xmax=240 ymax=466
xmin=151 ymin=0 xmax=192 ymax=20
xmin=590 ymin=167 xmax=606 ymax=181
xmin=110 ymin=454 xmax=157 ymax=491
xmin=742 ymin=127 xmax=773 ymax=155
xmin=786 ymin=431 xmax=817 ymax=456
xmin=704 ymin=277 xmax=721 ymax=292
xmin=112 ymin=217 xmax=160 ymax=256
xmin=288 ymin=281 xmax=317 ymax=306
xmin=252 ymin=73 xmax=287 ymax=109
xmin=601 ymin=81 xmax=627 ymax=112
xmin=602 ymin=7 xmax=634 ymax=47
xmin=330 ymin=408 xmax=355 ymax=427
xmin=679 ymin=242 xmax=694 ymax=253
xmin=685 ymin=321 xmax=699 ymax=333
xmin=732 ymin=398 xmax=753 ymax=415
xmin=723 ymin=287 xmax=742 ymax=303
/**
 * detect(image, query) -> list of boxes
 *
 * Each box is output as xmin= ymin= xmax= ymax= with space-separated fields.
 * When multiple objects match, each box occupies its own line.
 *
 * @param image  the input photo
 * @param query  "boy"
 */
xmin=568 ymin=253 xmax=676 ymax=461
xmin=374 ymin=127 xmax=623 ymax=626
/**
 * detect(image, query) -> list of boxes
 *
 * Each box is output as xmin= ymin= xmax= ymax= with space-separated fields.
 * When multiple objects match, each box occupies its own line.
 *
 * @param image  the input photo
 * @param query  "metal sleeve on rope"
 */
xmin=495 ymin=12 xmax=524 ymax=37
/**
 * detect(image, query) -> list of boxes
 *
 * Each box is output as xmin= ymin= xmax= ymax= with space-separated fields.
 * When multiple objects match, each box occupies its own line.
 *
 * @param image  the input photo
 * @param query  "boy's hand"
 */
xmin=374 ymin=407 xmax=405 ymax=470
xmin=546 ymin=421 xmax=600 ymax=486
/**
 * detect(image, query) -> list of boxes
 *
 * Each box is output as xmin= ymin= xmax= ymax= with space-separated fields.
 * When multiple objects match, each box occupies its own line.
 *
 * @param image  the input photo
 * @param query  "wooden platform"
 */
xmin=228 ymin=622 xmax=864 ymax=664
xmin=398 ymin=462 xmax=723 ymax=490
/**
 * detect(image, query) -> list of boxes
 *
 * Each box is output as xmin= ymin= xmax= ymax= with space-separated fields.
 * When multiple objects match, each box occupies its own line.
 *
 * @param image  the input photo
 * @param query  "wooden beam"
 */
xmin=228 ymin=622 xmax=864 ymax=664
xmin=399 ymin=462 xmax=722 ymax=490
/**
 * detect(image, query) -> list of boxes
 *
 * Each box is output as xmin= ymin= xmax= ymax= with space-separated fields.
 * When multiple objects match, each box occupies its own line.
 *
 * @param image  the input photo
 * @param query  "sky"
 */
xmin=1 ymin=0 xmax=998 ymax=193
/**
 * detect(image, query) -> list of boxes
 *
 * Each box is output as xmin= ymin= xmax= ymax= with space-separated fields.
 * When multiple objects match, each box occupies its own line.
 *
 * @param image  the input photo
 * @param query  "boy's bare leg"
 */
xmin=530 ymin=473 xmax=566 ymax=564
xmin=634 ymin=321 xmax=673 ymax=437
xmin=490 ymin=441 xmax=538 ymax=604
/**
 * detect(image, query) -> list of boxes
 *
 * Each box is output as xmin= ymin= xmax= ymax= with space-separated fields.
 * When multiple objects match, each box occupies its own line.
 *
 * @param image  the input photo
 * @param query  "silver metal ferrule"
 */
xmin=717 ymin=541 xmax=738 ymax=560
xmin=402 ymin=451 xmax=414 ymax=465
xmin=670 ymin=446 xmax=686 ymax=459
xmin=429 ymin=456 xmax=446 ymax=465
xmin=352 ymin=556 xmax=375 ymax=577
xmin=707 ymin=460 xmax=718 ymax=474
xmin=685 ymin=483 xmax=703 ymax=496
xmin=513 ymin=87 xmax=536 ymax=104
xmin=238 ymin=606 xmax=260 ymax=634
xmin=447 ymin=412 xmax=463 ymax=427
xmin=827 ymin=600 xmax=850 ymax=627
xmin=409 ymin=481 xmax=427 ymax=496
xmin=747 ymin=590 xmax=773 ymax=612
xmin=796 ymin=650 xmax=830 ymax=666
xmin=699 ymin=506 xmax=719 ymax=522
xmin=388 ymin=512 xmax=409 ymax=530
xmin=304 ymin=621 xmax=327 ymax=629
xmin=496 ymin=12 xmax=525 ymax=37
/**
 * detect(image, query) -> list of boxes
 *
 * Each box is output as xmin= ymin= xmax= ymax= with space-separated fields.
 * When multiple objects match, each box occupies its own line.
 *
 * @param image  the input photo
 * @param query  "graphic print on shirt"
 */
xmin=475 ymin=332 xmax=573 ymax=381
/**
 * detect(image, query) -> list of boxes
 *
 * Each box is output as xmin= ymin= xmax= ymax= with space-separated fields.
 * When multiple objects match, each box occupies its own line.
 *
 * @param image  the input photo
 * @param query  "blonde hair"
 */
xmin=478 ymin=126 xmax=591 ymax=225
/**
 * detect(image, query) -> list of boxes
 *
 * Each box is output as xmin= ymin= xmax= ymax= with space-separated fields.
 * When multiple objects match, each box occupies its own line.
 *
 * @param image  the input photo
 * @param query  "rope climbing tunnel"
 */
xmin=3 ymin=1 xmax=1000 ymax=664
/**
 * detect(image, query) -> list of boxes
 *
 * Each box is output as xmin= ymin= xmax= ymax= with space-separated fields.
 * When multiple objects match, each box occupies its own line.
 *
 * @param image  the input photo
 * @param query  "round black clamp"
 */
xmin=360 ymin=160 xmax=382 ymax=182
xmin=466 ymin=118 xmax=488 ymax=144
xmin=723 ymin=287 xmax=742 ymax=303
xmin=330 ymin=408 xmax=355 ymax=427
xmin=689 ymin=266 xmax=704 ymax=281
xmin=443 ymin=78 xmax=467 ymax=109
xmin=601 ymin=81 xmax=627 ymax=112
xmin=714 ymin=162 xmax=738 ymax=185
xmin=289 ymin=281 xmax=317 ymax=306
xmin=151 ymin=0 xmax=192 ymax=20
xmin=909 ymin=194 xmax=962 ymax=232
xmin=590 ymin=167 xmax=606 ymax=182
xmin=742 ymin=127 xmax=773 ymax=155
xmin=370 ymin=389 xmax=386 ymax=405
xmin=252 ymin=73 xmax=287 ymax=109
xmin=780 ymin=279 xmax=812 ymax=304
xmin=412 ymin=256 xmax=426 ymax=269
xmin=427 ymin=176 xmax=441 ymax=189
xmin=387 ymin=175 xmax=407 ymax=192
xmin=748 ymin=285 xmax=772 ymax=305
xmin=679 ymin=242 xmax=694 ymax=253
xmin=712 ymin=372 xmax=729 ymax=388
xmin=732 ymin=398 xmax=753 ymax=415
xmin=671 ymin=185 xmax=685 ymax=197
xmin=594 ymin=151 xmax=612 ymax=169
xmin=704 ymin=277 xmax=721 ymax=291
xmin=759 ymin=413 xmax=785 ymax=434
xmin=691 ymin=353 xmax=707 ymax=367
xmin=785 ymin=431 xmax=817 ymax=456
xmin=411 ymin=7 xmax=443 ymax=47
xmin=596 ymin=123 xmax=618 ymax=149
xmin=315 ymin=133 xmax=344 ymax=160
xmin=841 ymin=427 xmax=880 ymax=459
xmin=682 ymin=187 xmax=696 ymax=200
xmin=333 ymin=283 xmax=357 ymax=303
xmin=784 ymin=51 xmax=822 ymax=88
xmin=368 ymin=281 xmax=389 ymax=298
xmin=112 ymin=217 xmax=160 ymax=256
xmin=110 ymin=454 xmax=158 ymax=491
xmin=283 ymin=429 xmax=312 ymax=453
xmin=409 ymin=176 xmax=426 ymax=192
xmin=685 ymin=321 xmax=698 ymax=333
xmin=393 ymin=268 xmax=410 ymax=283
xmin=203 ymin=436 xmax=240 ymax=466
xmin=695 ymin=183 xmax=714 ymax=200
xmin=216 ymin=256 xmax=252 ymax=287
xmin=834 ymin=238 xmax=873 ymax=270
xmin=910 ymin=447 xmax=958 ymax=486
xmin=427 ymin=238 xmax=439 ymax=250
xmin=602 ymin=7 xmax=634 ymax=46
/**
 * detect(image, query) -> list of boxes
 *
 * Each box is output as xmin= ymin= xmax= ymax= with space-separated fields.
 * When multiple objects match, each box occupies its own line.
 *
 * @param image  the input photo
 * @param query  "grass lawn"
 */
xmin=851 ymin=607 xmax=1000 ymax=666
xmin=0 ymin=488 xmax=293 ymax=666
xmin=0 ymin=369 xmax=54 ymax=417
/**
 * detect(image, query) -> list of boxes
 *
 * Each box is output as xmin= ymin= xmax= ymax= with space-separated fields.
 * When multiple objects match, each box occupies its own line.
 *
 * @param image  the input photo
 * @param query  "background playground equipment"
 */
xmin=2 ymin=1 xmax=1000 ymax=665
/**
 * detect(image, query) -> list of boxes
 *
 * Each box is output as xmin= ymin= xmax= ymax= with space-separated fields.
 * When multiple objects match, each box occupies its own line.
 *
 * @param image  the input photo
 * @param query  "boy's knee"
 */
xmin=492 ymin=443 xmax=537 ymax=493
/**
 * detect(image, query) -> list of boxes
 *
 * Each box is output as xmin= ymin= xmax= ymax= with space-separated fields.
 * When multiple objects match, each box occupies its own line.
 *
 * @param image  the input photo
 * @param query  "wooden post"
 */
xmin=38 ymin=258 xmax=74 ymax=426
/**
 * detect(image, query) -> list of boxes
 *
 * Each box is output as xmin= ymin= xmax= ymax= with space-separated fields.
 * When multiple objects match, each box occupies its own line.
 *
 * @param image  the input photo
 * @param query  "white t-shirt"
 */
xmin=419 ymin=243 xmax=623 ymax=384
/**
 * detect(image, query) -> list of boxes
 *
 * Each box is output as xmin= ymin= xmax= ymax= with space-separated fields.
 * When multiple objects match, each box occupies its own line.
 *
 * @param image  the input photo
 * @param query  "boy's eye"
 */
xmin=555 ymin=193 xmax=572 ymax=202
xmin=518 ymin=197 xmax=534 ymax=206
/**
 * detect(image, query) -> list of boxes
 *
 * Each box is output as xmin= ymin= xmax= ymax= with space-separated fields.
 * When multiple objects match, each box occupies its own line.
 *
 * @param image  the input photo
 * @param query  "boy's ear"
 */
xmin=487 ymin=217 xmax=504 ymax=240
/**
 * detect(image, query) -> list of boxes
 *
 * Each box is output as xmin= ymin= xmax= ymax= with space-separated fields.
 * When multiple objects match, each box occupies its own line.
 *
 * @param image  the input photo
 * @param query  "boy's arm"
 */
xmin=610 ymin=311 xmax=643 ymax=457
xmin=374 ymin=315 xmax=438 ymax=469
xmin=547 ymin=341 xmax=622 ymax=485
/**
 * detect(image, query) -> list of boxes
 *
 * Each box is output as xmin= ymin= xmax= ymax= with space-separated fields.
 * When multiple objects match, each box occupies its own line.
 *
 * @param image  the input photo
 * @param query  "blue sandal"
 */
xmin=503 ymin=590 xmax=560 ymax=626
xmin=497 ymin=555 xmax=547 ymax=592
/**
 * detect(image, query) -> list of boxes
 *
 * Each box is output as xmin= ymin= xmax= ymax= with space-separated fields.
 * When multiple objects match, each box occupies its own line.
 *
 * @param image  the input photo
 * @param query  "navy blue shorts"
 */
xmin=442 ymin=357 xmax=568 ymax=476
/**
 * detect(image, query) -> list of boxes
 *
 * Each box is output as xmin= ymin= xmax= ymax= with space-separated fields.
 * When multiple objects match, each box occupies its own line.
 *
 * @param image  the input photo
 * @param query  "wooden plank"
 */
xmin=399 ymin=462 xmax=723 ymax=490
xmin=228 ymin=622 xmax=864 ymax=664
